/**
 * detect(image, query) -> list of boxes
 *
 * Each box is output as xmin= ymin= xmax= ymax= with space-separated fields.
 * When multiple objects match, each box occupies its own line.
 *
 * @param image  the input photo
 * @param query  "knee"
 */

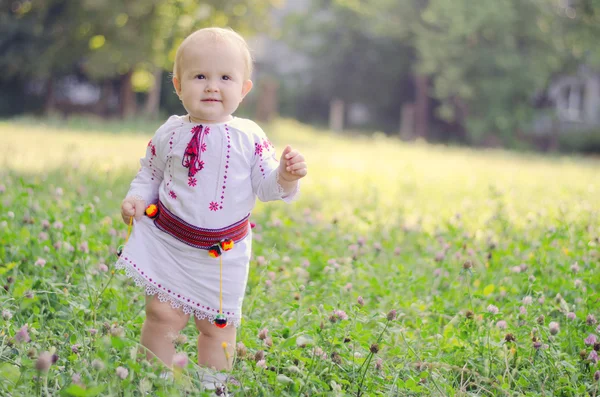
xmin=145 ymin=296 xmax=188 ymax=328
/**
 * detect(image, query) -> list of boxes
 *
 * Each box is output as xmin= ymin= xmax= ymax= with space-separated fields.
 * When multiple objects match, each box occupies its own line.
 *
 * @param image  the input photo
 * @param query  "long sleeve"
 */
xmin=251 ymin=127 xmax=299 ymax=203
xmin=126 ymin=124 xmax=170 ymax=204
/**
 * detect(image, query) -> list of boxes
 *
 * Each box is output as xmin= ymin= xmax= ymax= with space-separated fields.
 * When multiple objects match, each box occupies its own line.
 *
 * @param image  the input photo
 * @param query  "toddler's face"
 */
xmin=174 ymin=40 xmax=252 ymax=124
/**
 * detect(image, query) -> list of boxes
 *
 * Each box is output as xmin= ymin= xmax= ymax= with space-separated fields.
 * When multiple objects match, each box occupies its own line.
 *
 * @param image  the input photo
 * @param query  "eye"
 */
xmin=195 ymin=74 xmax=205 ymax=80
xmin=222 ymin=75 xmax=231 ymax=81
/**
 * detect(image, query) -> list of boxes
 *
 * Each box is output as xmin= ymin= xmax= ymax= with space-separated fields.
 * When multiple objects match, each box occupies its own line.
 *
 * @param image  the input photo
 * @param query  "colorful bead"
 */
xmin=145 ymin=204 xmax=158 ymax=218
xmin=220 ymin=239 xmax=234 ymax=251
xmin=215 ymin=313 xmax=227 ymax=328
xmin=208 ymin=243 xmax=221 ymax=258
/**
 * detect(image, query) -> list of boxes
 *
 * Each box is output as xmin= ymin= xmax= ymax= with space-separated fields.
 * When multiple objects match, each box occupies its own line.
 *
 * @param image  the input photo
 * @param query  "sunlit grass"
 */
xmin=1 ymin=117 xmax=599 ymax=396
xmin=3 ymin=117 xmax=598 ymax=230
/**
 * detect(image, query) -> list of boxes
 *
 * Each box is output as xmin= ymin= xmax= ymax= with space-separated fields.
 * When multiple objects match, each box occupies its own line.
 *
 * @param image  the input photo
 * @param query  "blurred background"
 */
xmin=2 ymin=0 xmax=600 ymax=153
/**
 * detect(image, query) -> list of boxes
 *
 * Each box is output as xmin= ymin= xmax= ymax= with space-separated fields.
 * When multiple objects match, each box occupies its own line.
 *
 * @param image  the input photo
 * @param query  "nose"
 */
xmin=205 ymin=79 xmax=219 ymax=93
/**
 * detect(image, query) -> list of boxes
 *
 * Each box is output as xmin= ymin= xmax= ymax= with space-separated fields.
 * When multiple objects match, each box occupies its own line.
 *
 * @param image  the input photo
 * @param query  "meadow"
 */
xmin=0 ymin=117 xmax=599 ymax=396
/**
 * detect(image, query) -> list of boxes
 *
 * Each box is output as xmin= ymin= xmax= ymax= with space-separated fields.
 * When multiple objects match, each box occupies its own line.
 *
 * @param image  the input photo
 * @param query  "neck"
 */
xmin=188 ymin=114 xmax=233 ymax=124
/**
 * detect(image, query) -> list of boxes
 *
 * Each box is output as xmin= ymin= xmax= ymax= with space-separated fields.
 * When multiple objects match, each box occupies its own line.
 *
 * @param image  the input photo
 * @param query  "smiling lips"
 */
xmin=202 ymin=98 xmax=221 ymax=102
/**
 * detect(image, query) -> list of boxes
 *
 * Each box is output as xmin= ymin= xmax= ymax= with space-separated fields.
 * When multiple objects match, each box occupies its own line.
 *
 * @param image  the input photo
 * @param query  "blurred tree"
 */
xmin=0 ymin=0 xmax=278 ymax=118
xmin=413 ymin=0 xmax=564 ymax=144
xmin=334 ymin=0 xmax=433 ymax=138
xmin=0 ymin=1 xmax=95 ymax=113
xmin=281 ymin=0 xmax=414 ymax=133
xmin=550 ymin=0 xmax=600 ymax=67
xmin=332 ymin=0 xmax=599 ymax=144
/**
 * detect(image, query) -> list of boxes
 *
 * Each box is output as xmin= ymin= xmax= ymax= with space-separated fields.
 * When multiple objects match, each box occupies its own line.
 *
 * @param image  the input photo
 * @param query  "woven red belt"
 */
xmin=154 ymin=201 xmax=250 ymax=249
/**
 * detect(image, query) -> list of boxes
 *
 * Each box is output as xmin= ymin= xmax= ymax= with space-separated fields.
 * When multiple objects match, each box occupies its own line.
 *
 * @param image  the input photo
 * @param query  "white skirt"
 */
xmin=114 ymin=216 xmax=252 ymax=327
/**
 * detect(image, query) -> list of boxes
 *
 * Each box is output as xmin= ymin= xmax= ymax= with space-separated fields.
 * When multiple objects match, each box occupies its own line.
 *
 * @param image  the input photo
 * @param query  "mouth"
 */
xmin=201 ymin=99 xmax=221 ymax=102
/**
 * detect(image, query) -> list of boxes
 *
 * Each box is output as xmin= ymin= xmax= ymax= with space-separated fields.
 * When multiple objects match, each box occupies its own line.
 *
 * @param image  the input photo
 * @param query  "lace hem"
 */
xmin=115 ymin=257 xmax=242 ymax=328
xmin=275 ymin=171 xmax=300 ymax=203
xmin=126 ymin=194 xmax=146 ymax=202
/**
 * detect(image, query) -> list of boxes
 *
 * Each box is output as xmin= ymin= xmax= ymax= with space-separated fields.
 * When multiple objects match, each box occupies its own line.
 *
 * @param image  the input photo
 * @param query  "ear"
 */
xmin=172 ymin=76 xmax=181 ymax=96
xmin=241 ymin=80 xmax=253 ymax=100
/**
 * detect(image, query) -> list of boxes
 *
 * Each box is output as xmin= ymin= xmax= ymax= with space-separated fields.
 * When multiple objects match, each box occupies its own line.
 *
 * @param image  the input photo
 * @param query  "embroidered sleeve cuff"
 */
xmin=126 ymin=194 xmax=146 ymax=202
xmin=125 ymin=190 xmax=156 ymax=205
xmin=276 ymin=172 xmax=300 ymax=203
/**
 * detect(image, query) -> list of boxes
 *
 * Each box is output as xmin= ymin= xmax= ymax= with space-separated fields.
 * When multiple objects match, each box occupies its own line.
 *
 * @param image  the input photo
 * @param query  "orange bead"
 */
xmin=145 ymin=204 xmax=158 ymax=218
xmin=221 ymin=239 xmax=234 ymax=251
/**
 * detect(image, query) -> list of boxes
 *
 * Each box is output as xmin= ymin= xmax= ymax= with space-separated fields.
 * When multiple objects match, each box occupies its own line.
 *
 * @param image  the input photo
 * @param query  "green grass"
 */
xmin=1 ymin=117 xmax=599 ymax=396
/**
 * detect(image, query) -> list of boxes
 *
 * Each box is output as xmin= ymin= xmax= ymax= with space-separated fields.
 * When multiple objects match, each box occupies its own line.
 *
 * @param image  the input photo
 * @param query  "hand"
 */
xmin=121 ymin=197 xmax=146 ymax=224
xmin=278 ymin=145 xmax=307 ymax=182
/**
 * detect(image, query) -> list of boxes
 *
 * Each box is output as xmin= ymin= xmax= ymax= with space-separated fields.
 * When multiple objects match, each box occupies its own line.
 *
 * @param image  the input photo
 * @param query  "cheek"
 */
xmin=182 ymin=84 xmax=200 ymax=97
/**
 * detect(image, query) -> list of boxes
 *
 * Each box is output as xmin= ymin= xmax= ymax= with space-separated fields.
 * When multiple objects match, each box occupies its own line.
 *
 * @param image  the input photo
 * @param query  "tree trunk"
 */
xmin=414 ymin=74 xmax=429 ymax=139
xmin=144 ymin=68 xmax=163 ymax=117
xmin=120 ymin=69 xmax=137 ymax=118
xmin=95 ymin=79 xmax=113 ymax=117
xmin=548 ymin=117 xmax=560 ymax=152
xmin=255 ymin=77 xmax=279 ymax=123
xmin=400 ymin=102 xmax=415 ymax=140
xmin=584 ymin=74 xmax=600 ymax=124
xmin=329 ymin=98 xmax=344 ymax=132
xmin=44 ymin=77 xmax=55 ymax=115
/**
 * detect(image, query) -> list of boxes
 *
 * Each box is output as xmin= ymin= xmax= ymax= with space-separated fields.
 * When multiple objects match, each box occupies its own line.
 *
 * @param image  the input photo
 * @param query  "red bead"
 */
xmin=215 ymin=314 xmax=228 ymax=328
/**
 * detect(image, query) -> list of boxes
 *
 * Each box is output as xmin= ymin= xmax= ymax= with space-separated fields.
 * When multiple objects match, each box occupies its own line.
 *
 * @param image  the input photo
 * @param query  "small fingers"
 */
xmin=286 ymin=162 xmax=307 ymax=173
xmin=286 ymin=153 xmax=304 ymax=165
xmin=122 ymin=201 xmax=134 ymax=215
xmin=284 ymin=148 xmax=298 ymax=160
xmin=280 ymin=145 xmax=292 ymax=159
xmin=134 ymin=201 xmax=145 ymax=220
xmin=292 ymin=167 xmax=308 ymax=177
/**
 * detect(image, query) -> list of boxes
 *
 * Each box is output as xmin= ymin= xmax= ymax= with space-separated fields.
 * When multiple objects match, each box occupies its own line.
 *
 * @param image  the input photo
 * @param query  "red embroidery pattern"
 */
xmin=255 ymin=137 xmax=277 ymax=178
xmin=209 ymin=201 xmax=219 ymax=211
xmin=148 ymin=139 xmax=157 ymax=181
xmin=263 ymin=139 xmax=273 ymax=149
xmin=214 ymin=126 xmax=231 ymax=211
xmin=257 ymin=140 xmax=269 ymax=178
xmin=165 ymin=131 xmax=176 ymax=188
xmin=183 ymin=125 xmax=210 ymax=177
xmin=169 ymin=190 xmax=177 ymax=199
xmin=188 ymin=177 xmax=197 ymax=187
xmin=169 ymin=131 xmax=175 ymax=151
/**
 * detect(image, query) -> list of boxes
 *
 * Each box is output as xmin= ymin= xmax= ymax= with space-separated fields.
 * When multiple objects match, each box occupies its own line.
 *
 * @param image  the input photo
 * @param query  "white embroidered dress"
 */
xmin=115 ymin=115 xmax=298 ymax=327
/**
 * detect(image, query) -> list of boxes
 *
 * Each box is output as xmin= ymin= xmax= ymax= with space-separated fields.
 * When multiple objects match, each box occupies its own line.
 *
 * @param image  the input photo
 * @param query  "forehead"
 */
xmin=180 ymin=39 xmax=245 ymax=74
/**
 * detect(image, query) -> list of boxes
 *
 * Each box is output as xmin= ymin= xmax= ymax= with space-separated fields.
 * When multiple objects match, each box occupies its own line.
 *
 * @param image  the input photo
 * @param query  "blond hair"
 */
xmin=173 ymin=27 xmax=253 ymax=81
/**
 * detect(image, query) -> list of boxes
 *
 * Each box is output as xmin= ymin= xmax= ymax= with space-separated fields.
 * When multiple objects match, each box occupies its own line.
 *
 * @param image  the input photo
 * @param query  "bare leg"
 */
xmin=141 ymin=295 xmax=190 ymax=366
xmin=194 ymin=317 xmax=237 ymax=371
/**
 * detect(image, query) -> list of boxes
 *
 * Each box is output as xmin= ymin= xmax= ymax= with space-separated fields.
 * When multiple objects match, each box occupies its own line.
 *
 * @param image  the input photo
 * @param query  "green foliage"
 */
xmin=0 ymin=1 xmax=92 ymax=79
xmin=1 ymin=119 xmax=600 ymax=395
xmin=558 ymin=128 xmax=600 ymax=154
xmin=331 ymin=0 xmax=600 ymax=143
xmin=414 ymin=0 xmax=563 ymax=142
xmin=282 ymin=0 xmax=414 ymax=132
xmin=0 ymin=1 xmax=276 ymax=82
xmin=550 ymin=0 xmax=600 ymax=67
